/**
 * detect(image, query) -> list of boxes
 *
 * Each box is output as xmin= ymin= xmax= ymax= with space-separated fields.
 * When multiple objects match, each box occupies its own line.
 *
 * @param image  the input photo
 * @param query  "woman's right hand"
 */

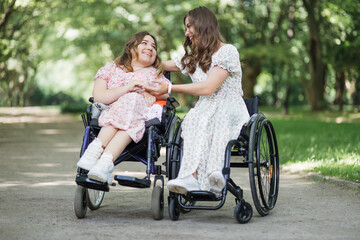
xmin=143 ymin=80 xmax=169 ymax=96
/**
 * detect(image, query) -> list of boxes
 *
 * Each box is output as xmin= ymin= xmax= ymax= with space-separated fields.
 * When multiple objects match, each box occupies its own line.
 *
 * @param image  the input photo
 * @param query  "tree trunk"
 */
xmin=242 ymin=59 xmax=261 ymax=99
xmin=334 ymin=70 xmax=345 ymax=111
xmin=283 ymin=83 xmax=290 ymax=115
xmin=303 ymin=0 xmax=327 ymax=111
xmin=352 ymin=74 xmax=360 ymax=106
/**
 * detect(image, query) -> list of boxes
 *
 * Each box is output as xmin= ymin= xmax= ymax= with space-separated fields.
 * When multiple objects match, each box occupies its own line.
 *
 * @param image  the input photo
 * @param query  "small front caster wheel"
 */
xmin=168 ymin=197 xmax=180 ymax=221
xmin=86 ymin=189 xmax=105 ymax=210
xmin=234 ymin=201 xmax=253 ymax=224
xmin=74 ymin=185 xmax=87 ymax=218
xmin=151 ymin=186 xmax=164 ymax=220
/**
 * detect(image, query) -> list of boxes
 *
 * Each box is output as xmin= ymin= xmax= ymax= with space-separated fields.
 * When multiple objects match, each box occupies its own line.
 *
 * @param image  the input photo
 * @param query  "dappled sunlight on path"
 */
xmin=0 ymin=107 xmax=359 ymax=240
xmin=0 ymin=106 xmax=75 ymax=123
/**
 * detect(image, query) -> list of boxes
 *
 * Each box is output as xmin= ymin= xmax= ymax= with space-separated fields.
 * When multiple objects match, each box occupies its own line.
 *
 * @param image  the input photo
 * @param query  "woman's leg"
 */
xmin=88 ymin=130 xmax=132 ymax=184
xmin=103 ymin=130 xmax=132 ymax=160
xmin=97 ymin=125 xmax=118 ymax=147
xmin=77 ymin=126 xmax=118 ymax=170
xmin=77 ymin=125 xmax=119 ymax=170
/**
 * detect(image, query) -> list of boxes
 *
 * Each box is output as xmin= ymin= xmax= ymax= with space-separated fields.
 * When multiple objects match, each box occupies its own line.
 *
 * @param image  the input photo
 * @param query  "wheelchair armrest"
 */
xmin=167 ymin=97 xmax=180 ymax=108
xmin=145 ymin=118 xmax=162 ymax=128
xmin=90 ymin=118 xmax=99 ymax=127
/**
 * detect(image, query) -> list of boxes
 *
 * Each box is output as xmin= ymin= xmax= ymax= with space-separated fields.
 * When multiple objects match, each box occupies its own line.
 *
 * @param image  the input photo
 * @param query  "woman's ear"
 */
xmin=130 ymin=48 xmax=137 ymax=59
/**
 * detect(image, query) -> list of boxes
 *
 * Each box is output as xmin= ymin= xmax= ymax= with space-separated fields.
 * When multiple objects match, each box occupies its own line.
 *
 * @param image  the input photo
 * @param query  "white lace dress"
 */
xmin=174 ymin=44 xmax=250 ymax=191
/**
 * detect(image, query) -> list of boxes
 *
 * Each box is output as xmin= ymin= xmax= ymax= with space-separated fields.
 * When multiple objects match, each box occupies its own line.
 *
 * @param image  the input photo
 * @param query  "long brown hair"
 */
xmin=181 ymin=6 xmax=224 ymax=74
xmin=114 ymin=31 xmax=163 ymax=76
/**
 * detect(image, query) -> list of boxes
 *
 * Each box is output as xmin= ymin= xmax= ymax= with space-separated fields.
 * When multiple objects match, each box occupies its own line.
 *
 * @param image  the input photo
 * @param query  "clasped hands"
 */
xmin=127 ymin=80 xmax=168 ymax=97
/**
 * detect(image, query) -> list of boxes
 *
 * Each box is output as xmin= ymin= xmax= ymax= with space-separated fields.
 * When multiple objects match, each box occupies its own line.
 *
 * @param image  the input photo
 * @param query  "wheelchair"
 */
xmin=167 ymin=95 xmax=280 ymax=223
xmin=74 ymin=73 xmax=181 ymax=220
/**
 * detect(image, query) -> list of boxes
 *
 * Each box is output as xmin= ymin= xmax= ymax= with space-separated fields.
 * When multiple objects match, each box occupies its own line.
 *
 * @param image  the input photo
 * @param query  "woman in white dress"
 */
xmin=145 ymin=6 xmax=250 ymax=194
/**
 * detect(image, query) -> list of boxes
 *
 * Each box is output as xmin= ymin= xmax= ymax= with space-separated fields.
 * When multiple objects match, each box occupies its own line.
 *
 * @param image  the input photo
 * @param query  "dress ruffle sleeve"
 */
xmin=174 ymin=54 xmax=189 ymax=76
xmin=211 ymin=45 xmax=241 ymax=75
xmin=93 ymin=62 xmax=117 ymax=82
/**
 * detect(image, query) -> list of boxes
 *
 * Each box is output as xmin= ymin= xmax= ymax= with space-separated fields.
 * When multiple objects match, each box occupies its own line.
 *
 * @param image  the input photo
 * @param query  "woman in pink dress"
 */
xmin=77 ymin=31 xmax=170 ymax=184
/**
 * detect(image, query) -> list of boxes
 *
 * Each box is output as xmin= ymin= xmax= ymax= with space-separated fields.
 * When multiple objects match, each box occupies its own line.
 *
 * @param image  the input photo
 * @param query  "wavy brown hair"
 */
xmin=181 ymin=6 xmax=224 ymax=74
xmin=114 ymin=31 xmax=163 ymax=76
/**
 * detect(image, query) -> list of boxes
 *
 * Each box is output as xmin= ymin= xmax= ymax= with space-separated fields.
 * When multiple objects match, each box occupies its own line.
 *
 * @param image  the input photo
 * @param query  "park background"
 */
xmin=1 ymin=0 xmax=359 ymax=184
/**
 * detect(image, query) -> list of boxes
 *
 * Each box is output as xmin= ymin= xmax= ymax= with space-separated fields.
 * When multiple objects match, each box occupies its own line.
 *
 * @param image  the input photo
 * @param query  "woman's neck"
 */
xmin=122 ymin=65 xmax=150 ymax=73
xmin=131 ymin=61 xmax=152 ymax=72
xmin=132 ymin=65 xmax=149 ymax=72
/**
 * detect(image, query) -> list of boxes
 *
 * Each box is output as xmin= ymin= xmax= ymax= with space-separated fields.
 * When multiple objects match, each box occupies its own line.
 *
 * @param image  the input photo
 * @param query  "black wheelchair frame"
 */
xmin=74 ymin=72 xmax=181 ymax=220
xmin=167 ymin=95 xmax=280 ymax=223
xmin=73 ymin=70 xmax=279 ymax=224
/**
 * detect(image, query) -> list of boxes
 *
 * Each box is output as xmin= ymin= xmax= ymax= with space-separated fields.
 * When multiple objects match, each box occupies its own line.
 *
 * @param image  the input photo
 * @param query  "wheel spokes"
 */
xmin=257 ymin=123 xmax=275 ymax=210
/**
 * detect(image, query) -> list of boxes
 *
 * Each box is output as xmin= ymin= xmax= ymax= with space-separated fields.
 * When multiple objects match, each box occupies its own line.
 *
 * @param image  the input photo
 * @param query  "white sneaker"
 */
xmin=88 ymin=152 xmax=114 ymax=184
xmin=77 ymin=138 xmax=103 ymax=171
xmin=209 ymin=171 xmax=225 ymax=193
xmin=167 ymin=175 xmax=200 ymax=195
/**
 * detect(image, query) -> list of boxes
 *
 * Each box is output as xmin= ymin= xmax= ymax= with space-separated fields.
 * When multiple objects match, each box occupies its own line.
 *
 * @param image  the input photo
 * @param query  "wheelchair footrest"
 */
xmin=76 ymin=173 xmax=110 ymax=192
xmin=114 ymin=175 xmax=151 ymax=188
xmin=185 ymin=191 xmax=222 ymax=201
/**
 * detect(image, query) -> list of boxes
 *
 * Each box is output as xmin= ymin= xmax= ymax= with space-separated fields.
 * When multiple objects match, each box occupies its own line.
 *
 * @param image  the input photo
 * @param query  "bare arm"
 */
xmin=163 ymin=60 xmax=181 ymax=72
xmin=145 ymin=66 xmax=229 ymax=96
xmin=92 ymin=78 xmax=143 ymax=104
xmin=172 ymin=67 xmax=229 ymax=95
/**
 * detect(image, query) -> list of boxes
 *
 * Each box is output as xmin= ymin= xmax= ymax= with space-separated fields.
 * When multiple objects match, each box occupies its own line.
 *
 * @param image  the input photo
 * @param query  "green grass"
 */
xmin=265 ymin=110 xmax=360 ymax=182
xmin=177 ymin=106 xmax=360 ymax=182
xmin=69 ymin=103 xmax=359 ymax=182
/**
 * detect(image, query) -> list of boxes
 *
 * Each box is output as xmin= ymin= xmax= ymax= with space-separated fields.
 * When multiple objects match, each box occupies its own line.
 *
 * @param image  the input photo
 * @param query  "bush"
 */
xmin=29 ymin=86 xmax=87 ymax=113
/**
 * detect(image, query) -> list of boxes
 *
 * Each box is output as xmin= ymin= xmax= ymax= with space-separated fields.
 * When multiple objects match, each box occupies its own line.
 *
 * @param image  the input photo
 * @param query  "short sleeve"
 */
xmin=212 ymin=45 xmax=241 ymax=74
xmin=174 ymin=54 xmax=189 ymax=76
xmin=93 ymin=62 xmax=117 ymax=82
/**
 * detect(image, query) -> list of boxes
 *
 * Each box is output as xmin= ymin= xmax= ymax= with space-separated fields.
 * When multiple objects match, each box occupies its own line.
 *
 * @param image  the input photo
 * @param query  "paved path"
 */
xmin=0 ymin=107 xmax=359 ymax=240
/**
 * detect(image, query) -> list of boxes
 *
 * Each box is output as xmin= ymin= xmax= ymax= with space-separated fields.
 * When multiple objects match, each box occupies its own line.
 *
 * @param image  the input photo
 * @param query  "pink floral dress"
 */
xmin=94 ymin=62 xmax=170 ymax=143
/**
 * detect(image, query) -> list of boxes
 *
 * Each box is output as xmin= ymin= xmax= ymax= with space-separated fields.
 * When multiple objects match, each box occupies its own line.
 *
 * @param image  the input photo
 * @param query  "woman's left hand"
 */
xmin=143 ymin=80 xmax=169 ymax=96
xmin=127 ymin=80 xmax=145 ymax=92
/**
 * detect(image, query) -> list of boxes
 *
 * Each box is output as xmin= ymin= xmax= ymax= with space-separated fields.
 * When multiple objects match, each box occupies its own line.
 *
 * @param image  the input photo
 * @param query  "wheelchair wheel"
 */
xmin=168 ymin=125 xmax=183 ymax=180
xmin=248 ymin=113 xmax=280 ymax=216
xmin=86 ymin=189 xmax=105 ymax=210
xmin=74 ymin=185 xmax=87 ymax=218
xmin=168 ymin=197 xmax=180 ymax=221
xmin=151 ymin=186 xmax=164 ymax=220
xmin=168 ymin=127 xmax=195 ymax=213
xmin=234 ymin=201 xmax=253 ymax=224
xmin=166 ymin=116 xmax=181 ymax=179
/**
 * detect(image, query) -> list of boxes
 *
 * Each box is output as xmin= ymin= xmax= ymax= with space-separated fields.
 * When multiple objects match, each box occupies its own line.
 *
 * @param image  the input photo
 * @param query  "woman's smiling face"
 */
xmin=185 ymin=17 xmax=197 ymax=43
xmin=132 ymin=35 xmax=157 ymax=67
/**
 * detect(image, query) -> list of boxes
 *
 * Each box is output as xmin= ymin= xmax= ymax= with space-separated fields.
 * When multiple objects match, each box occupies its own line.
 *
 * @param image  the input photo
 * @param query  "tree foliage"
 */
xmin=0 ymin=0 xmax=359 ymax=111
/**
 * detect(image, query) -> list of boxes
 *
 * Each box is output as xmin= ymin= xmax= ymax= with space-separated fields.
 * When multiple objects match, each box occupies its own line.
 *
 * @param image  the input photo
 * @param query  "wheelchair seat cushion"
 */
xmin=154 ymin=100 xmax=167 ymax=107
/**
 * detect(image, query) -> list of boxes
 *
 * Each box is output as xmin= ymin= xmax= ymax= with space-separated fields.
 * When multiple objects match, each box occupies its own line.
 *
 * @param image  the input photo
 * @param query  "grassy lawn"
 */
xmin=65 ymin=103 xmax=359 ymax=183
xmin=178 ymin=107 xmax=360 ymax=182
xmin=263 ymin=107 xmax=360 ymax=183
